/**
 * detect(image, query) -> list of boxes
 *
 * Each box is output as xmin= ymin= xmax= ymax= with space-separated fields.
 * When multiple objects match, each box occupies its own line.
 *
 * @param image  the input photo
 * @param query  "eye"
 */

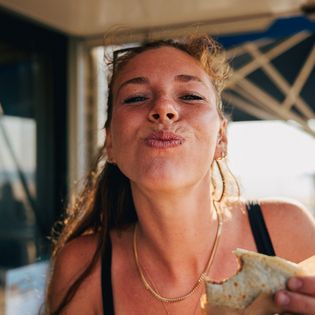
xmin=180 ymin=94 xmax=205 ymax=101
xmin=123 ymin=95 xmax=148 ymax=104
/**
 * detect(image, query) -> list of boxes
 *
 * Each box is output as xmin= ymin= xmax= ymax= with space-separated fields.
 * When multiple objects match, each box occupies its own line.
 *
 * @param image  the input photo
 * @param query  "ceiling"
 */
xmin=0 ymin=0 xmax=314 ymax=37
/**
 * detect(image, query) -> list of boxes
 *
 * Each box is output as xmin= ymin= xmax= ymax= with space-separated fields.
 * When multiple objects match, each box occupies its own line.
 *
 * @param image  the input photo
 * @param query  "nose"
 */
xmin=148 ymin=97 xmax=179 ymax=123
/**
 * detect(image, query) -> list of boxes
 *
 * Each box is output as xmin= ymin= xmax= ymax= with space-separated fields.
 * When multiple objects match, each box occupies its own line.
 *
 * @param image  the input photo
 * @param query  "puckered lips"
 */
xmin=144 ymin=130 xmax=185 ymax=149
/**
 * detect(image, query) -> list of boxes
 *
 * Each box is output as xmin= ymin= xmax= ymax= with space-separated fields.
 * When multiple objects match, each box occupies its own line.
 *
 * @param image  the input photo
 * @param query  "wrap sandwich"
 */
xmin=201 ymin=248 xmax=315 ymax=315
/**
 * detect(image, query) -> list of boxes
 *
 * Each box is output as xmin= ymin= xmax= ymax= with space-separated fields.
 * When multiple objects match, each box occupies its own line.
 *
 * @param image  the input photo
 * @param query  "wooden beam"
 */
xmin=281 ymin=45 xmax=315 ymax=110
xmin=222 ymin=91 xmax=277 ymax=120
xmin=236 ymin=79 xmax=305 ymax=122
xmin=225 ymin=39 xmax=272 ymax=59
xmin=245 ymin=42 xmax=315 ymax=119
xmin=230 ymin=85 xmax=281 ymax=118
xmin=234 ymin=79 xmax=315 ymax=136
xmin=227 ymin=31 xmax=310 ymax=87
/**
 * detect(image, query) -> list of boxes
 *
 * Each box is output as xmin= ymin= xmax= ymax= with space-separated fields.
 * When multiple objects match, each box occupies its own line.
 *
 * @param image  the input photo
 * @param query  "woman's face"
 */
xmin=106 ymin=46 xmax=226 ymax=192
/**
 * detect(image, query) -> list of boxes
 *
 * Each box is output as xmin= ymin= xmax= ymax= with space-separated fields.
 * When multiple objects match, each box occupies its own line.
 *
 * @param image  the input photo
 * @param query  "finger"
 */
xmin=287 ymin=276 xmax=315 ymax=295
xmin=275 ymin=290 xmax=315 ymax=315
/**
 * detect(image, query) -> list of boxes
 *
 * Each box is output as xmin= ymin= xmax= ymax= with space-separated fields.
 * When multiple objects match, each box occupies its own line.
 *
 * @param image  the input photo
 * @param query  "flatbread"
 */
xmin=204 ymin=249 xmax=305 ymax=310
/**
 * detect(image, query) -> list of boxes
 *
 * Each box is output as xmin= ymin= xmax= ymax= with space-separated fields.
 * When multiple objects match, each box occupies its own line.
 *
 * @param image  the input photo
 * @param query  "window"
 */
xmin=0 ymin=10 xmax=68 ymax=314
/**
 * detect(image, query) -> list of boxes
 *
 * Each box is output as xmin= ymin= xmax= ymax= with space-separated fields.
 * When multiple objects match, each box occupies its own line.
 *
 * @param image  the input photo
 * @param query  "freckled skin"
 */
xmin=50 ymin=44 xmax=315 ymax=315
xmin=106 ymin=47 xmax=223 ymax=193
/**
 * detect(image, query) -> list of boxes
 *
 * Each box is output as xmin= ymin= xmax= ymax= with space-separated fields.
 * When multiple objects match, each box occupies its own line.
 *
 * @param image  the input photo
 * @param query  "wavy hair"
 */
xmin=44 ymin=34 xmax=236 ymax=314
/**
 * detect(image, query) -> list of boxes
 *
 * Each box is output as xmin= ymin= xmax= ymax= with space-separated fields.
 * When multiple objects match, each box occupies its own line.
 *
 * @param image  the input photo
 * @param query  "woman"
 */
xmin=46 ymin=36 xmax=315 ymax=315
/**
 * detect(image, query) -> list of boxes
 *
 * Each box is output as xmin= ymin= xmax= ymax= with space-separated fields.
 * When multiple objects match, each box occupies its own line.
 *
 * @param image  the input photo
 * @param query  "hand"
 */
xmin=274 ymin=276 xmax=315 ymax=314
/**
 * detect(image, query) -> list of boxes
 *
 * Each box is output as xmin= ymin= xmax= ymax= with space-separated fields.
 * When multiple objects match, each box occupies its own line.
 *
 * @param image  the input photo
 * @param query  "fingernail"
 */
xmin=277 ymin=292 xmax=290 ymax=306
xmin=288 ymin=277 xmax=303 ymax=290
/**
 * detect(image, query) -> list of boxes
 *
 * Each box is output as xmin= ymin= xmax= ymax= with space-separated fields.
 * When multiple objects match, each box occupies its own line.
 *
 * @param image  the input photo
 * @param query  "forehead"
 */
xmin=113 ymin=46 xmax=213 ymax=88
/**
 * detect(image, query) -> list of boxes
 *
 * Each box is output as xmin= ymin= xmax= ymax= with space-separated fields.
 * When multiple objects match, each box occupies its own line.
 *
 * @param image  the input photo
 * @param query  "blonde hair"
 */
xmin=46 ymin=34 xmax=236 ymax=314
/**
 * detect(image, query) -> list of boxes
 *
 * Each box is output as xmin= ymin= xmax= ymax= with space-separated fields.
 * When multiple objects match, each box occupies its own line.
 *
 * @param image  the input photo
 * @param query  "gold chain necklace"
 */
xmin=140 ymin=264 xmax=171 ymax=314
xmin=133 ymin=201 xmax=223 ymax=303
xmin=142 ymin=263 xmax=203 ymax=315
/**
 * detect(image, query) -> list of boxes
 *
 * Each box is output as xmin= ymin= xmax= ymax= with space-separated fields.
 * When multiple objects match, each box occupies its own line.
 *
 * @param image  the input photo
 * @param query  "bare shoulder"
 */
xmin=52 ymin=233 xmax=99 ymax=280
xmin=259 ymin=198 xmax=315 ymax=262
xmin=49 ymin=233 xmax=101 ymax=313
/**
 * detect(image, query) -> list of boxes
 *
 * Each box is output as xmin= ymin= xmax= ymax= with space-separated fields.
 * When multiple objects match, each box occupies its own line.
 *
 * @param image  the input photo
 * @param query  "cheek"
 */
xmin=196 ymin=116 xmax=221 ymax=166
xmin=109 ymin=109 xmax=143 ymax=154
xmin=193 ymin=109 xmax=221 ymax=143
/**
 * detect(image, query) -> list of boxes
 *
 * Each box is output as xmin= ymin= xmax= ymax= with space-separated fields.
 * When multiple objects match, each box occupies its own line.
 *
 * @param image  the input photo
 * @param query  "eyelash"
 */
xmin=123 ymin=96 xmax=148 ymax=104
xmin=180 ymin=94 xmax=205 ymax=101
xmin=123 ymin=93 xmax=205 ymax=104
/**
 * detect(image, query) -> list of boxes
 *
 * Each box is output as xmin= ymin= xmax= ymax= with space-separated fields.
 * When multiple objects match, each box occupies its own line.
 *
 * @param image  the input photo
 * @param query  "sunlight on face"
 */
xmin=106 ymin=47 xmax=224 ymax=193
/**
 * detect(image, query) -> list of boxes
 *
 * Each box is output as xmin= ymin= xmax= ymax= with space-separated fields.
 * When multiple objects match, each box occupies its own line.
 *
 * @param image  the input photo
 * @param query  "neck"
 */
xmin=130 ymin=177 xmax=220 ymax=284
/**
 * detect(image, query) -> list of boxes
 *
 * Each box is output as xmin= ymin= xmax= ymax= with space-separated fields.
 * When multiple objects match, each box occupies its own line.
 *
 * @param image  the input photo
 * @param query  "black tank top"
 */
xmin=101 ymin=235 xmax=115 ymax=315
xmin=246 ymin=201 xmax=276 ymax=256
xmin=101 ymin=202 xmax=275 ymax=315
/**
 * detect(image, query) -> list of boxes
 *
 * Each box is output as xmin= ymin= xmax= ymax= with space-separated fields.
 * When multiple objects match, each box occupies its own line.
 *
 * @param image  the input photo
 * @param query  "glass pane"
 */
xmin=0 ymin=43 xmax=47 ymax=315
xmin=0 ymin=115 xmax=37 ymax=267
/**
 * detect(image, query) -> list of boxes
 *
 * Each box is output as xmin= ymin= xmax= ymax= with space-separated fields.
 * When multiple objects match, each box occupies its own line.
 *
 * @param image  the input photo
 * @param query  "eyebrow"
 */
xmin=174 ymin=74 xmax=204 ymax=83
xmin=117 ymin=74 xmax=207 ymax=94
xmin=117 ymin=77 xmax=149 ymax=94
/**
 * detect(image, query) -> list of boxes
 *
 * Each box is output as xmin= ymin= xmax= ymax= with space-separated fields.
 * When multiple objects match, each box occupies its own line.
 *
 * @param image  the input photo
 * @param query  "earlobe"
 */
xmin=214 ymin=143 xmax=227 ymax=161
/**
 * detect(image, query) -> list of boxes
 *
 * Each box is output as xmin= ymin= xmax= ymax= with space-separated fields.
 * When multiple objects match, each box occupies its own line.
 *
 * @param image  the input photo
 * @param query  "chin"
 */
xmin=121 ymin=158 xmax=208 ymax=192
xmin=137 ymin=169 xmax=198 ymax=193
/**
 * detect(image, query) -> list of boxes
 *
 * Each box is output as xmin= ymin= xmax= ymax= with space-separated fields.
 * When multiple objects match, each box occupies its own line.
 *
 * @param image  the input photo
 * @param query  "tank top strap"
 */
xmin=246 ymin=201 xmax=276 ymax=256
xmin=101 ymin=234 xmax=115 ymax=315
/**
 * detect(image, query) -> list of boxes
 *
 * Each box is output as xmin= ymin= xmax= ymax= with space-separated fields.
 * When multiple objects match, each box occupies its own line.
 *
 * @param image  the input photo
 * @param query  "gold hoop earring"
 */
xmin=216 ymin=151 xmax=227 ymax=161
xmin=217 ymin=153 xmax=226 ymax=161
xmin=212 ymin=159 xmax=226 ymax=202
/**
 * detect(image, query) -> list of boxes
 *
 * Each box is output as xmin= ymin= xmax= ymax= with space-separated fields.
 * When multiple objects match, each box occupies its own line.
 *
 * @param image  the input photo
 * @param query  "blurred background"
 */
xmin=0 ymin=0 xmax=314 ymax=314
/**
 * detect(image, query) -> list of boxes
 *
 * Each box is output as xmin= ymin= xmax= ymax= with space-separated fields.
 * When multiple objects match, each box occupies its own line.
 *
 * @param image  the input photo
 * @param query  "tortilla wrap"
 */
xmin=202 ymin=248 xmax=315 ymax=314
